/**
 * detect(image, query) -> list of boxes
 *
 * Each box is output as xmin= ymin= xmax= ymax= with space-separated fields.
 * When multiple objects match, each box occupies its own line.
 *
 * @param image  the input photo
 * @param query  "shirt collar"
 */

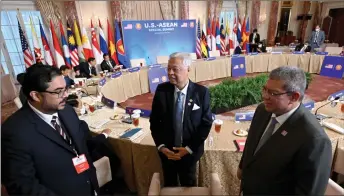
xmin=174 ymin=80 xmax=189 ymax=95
xmin=272 ymin=103 xmax=300 ymax=125
xmin=28 ymin=101 xmax=58 ymax=123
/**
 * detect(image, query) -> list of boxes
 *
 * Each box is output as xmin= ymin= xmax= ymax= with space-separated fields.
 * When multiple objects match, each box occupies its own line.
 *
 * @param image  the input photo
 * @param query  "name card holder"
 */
xmin=125 ymin=107 xmax=151 ymax=118
xmin=303 ymin=101 xmax=315 ymax=110
xmin=99 ymin=78 xmax=106 ymax=86
xmin=101 ymin=96 xmax=116 ymax=108
xmin=205 ymin=57 xmax=216 ymax=61
xmin=271 ymin=51 xmax=283 ymax=54
xmin=315 ymin=52 xmax=328 ymax=55
xmin=235 ymin=111 xmax=255 ymax=122
xmin=328 ymin=90 xmax=344 ymax=100
xmin=248 ymin=52 xmax=259 ymax=55
xmin=111 ymin=72 xmax=122 ymax=78
xmin=128 ymin=67 xmax=141 ymax=73
xmin=232 ymin=54 xmax=240 ymax=58
xmin=149 ymin=64 xmax=162 ymax=69
xmin=293 ymin=51 xmax=304 ymax=54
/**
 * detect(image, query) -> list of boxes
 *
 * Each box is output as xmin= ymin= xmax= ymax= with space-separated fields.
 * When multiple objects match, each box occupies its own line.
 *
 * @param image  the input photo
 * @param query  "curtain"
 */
xmin=267 ymin=1 xmax=279 ymax=46
xmin=63 ymin=1 xmax=80 ymax=28
xmin=180 ymin=0 xmax=189 ymax=19
xmin=251 ymin=0 xmax=261 ymax=30
xmin=36 ymin=0 xmax=62 ymax=35
xmin=299 ymin=1 xmax=311 ymax=42
xmin=208 ymin=0 xmax=223 ymax=19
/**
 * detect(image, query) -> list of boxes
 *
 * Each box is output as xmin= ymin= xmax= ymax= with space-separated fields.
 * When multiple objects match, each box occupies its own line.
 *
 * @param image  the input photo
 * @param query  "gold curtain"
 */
xmin=120 ymin=1 xmax=177 ymax=20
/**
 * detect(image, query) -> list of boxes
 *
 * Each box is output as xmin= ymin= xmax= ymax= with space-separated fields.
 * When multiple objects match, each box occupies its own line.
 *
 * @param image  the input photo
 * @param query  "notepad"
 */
xmin=120 ymin=128 xmax=142 ymax=139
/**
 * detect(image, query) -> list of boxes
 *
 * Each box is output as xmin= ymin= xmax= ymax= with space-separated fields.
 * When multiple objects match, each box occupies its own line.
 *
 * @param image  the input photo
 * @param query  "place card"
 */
xmin=128 ymin=67 xmax=140 ymax=73
xmin=292 ymin=51 xmax=304 ymax=54
xmin=205 ymin=57 xmax=216 ymax=61
xmin=111 ymin=72 xmax=122 ymax=78
xmin=271 ymin=51 xmax=283 ymax=54
xmin=315 ymin=52 xmax=328 ymax=55
xmin=235 ymin=111 xmax=255 ymax=122
xmin=99 ymin=78 xmax=106 ymax=86
xmin=232 ymin=54 xmax=240 ymax=57
xmin=149 ymin=64 xmax=162 ymax=69
xmin=126 ymin=107 xmax=151 ymax=118
xmin=328 ymin=90 xmax=344 ymax=100
xmin=303 ymin=101 xmax=315 ymax=110
xmin=248 ymin=52 xmax=259 ymax=55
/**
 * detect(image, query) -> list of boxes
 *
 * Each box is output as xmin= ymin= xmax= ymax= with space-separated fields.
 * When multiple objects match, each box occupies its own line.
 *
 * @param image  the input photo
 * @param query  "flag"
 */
xmin=81 ymin=26 xmax=93 ymax=60
xmin=29 ymin=17 xmax=42 ymax=62
xmin=196 ymin=19 xmax=202 ymax=59
xmin=107 ymin=19 xmax=119 ymax=65
xmin=225 ymin=13 xmax=231 ymax=52
xmin=201 ymin=23 xmax=209 ymax=58
xmin=90 ymin=20 xmax=102 ymax=64
xmin=98 ymin=19 xmax=108 ymax=56
xmin=237 ymin=16 xmax=242 ymax=45
xmin=115 ymin=20 xmax=129 ymax=68
xmin=67 ymin=22 xmax=79 ymax=67
xmin=18 ymin=20 xmax=34 ymax=68
xmin=206 ymin=16 xmax=212 ymax=50
xmin=73 ymin=20 xmax=85 ymax=62
xmin=241 ymin=16 xmax=248 ymax=51
xmin=245 ymin=17 xmax=250 ymax=52
xmin=233 ymin=16 xmax=239 ymax=48
xmin=220 ymin=18 xmax=226 ymax=55
xmin=39 ymin=20 xmax=55 ymax=66
xmin=59 ymin=20 xmax=71 ymax=68
xmin=215 ymin=18 xmax=221 ymax=51
xmin=50 ymin=20 xmax=65 ymax=67
xmin=211 ymin=17 xmax=216 ymax=51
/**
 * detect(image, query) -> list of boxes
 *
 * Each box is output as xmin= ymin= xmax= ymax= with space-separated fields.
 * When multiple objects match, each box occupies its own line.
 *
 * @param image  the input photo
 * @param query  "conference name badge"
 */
xmin=72 ymin=154 xmax=90 ymax=174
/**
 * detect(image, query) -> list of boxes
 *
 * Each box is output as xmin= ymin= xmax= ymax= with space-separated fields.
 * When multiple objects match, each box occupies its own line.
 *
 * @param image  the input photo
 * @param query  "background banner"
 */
xmin=122 ymin=20 xmax=196 ymax=67
xmin=148 ymin=67 xmax=169 ymax=93
xmin=320 ymin=56 xmax=344 ymax=79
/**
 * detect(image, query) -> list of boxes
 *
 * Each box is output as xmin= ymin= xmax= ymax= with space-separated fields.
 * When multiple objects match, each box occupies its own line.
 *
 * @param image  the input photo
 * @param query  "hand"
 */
xmin=160 ymin=147 xmax=181 ymax=161
xmin=173 ymin=147 xmax=189 ymax=158
xmin=237 ymin=168 xmax=242 ymax=180
xmin=101 ymin=129 xmax=111 ymax=135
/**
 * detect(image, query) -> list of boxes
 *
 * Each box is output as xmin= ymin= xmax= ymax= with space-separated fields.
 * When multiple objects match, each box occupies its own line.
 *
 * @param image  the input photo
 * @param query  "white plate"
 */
xmin=233 ymin=129 xmax=248 ymax=137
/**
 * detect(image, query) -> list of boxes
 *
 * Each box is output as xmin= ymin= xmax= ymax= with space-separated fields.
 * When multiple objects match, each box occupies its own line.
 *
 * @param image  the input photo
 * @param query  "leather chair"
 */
xmin=325 ymin=178 xmax=344 ymax=195
xmin=93 ymin=156 xmax=112 ymax=187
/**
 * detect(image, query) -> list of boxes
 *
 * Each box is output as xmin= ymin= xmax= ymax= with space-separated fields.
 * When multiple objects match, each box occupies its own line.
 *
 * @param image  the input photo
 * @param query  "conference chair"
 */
xmin=325 ymin=47 xmax=342 ymax=55
xmin=156 ymin=56 xmax=169 ymax=64
xmin=130 ymin=58 xmax=146 ymax=67
xmin=209 ymin=50 xmax=220 ymax=57
xmin=93 ymin=156 xmax=112 ymax=188
xmin=325 ymin=178 xmax=344 ymax=195
xmin=13 ymin=97 xmax=22 ymax=109
xmin=148 ymin=173 xmax=222 ymax=195
xmin=189 ymin=53 xmax=197 ymax=60
xmin=229 ymin=49 xmax=234 ymax=55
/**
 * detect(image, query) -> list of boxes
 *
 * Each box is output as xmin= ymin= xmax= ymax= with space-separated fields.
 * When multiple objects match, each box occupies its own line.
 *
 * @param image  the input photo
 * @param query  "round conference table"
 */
xmin=81 ymin=53 xmax=343 ymax=195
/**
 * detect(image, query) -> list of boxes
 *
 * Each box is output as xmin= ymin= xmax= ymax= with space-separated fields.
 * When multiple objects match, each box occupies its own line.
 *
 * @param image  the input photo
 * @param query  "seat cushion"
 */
xmin=160 ymin=187 xmax=210 ymax=195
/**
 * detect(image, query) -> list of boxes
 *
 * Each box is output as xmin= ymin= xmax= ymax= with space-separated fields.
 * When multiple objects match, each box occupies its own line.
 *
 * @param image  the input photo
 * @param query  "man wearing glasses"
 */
xmin=237 ymin=66 xmax=331 ymax=195
xmin=2 ymin=65 xmax=102 ymax=195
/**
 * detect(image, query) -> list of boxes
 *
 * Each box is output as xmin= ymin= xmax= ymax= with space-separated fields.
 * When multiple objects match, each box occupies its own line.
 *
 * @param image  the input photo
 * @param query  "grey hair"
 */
xmin=169 ymin=52 xmax=192 ymax=67
xmin=269 ymin=66 xmax=307 ymax=100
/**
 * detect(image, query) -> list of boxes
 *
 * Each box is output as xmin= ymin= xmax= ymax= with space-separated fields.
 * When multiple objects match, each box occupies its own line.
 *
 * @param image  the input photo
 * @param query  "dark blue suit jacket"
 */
xmin=234 ymin=46 xmax=242 ymax=54
xmin=150 ymin=81 xmax=213 ymax=159
xmin=64 ymin=76 xmax=75 ymax=88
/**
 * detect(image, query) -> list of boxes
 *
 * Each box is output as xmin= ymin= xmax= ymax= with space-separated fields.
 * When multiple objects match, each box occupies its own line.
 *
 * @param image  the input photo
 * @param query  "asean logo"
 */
xmin=240 ymin=64 xmax=244 ymax=69
xmin=190 ymin=22 xmax=195 ymax=28
xmin=335 ymin=64 xmax=342 ymax=71
xmin=161 ymin=76 xmax=167 ymax=82
xmin=135 ymin=23 xmax=142 ymax=30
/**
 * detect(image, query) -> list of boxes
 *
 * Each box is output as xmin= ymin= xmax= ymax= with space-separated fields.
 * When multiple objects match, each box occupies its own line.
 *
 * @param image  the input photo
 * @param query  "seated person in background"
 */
xmin=340 ymin=46 xmax=344 ymax=56
xmin=16 ymin=73 xmax=27 ymax=104
xmin=60 ymin=65 xmax=75 ymax=88
xmin=234 ymin=41 xmax=244 ymax=55
xmin=101 ymin=54 xmax=116 ymax=72
xmin=79 ymin=57 xmax=97 ymax=78
xmin=289 ymin=39 xmax=299 ymax=48
xmin=257 ymin=42 xmax=267 ymax=53
xmin=295 ymin=42 xmax=311 ymax=52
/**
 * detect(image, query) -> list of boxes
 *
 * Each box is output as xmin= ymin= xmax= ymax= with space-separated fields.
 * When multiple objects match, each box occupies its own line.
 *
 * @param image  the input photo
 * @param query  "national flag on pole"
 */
xmin=50 ymin=20 xmax=65 ymax=67
xmin=196 ymin=19 xmax=202 ymax=59
xmin=73 ymin=20 xmax=85 ymax=62
xmin=220 ymin=18 xmax=226 ymax=55
xmin=107 ymin=19 xmax=119 ymax=65
xmin=67 ymin=22 xmax=79 ymax=67
xmin=90 ymin=20 xmax=102 ymax=64
xmin=233 ymin=16 xmax=239 ymax=48
xmin=211 ymin=17 xmax=216 ymax=51
xmin=245 ymin=17 xmax=250 ymax=52
xmin=115 ymin=20 xmax=129 ymax=68
xmin=29 ymin=17 xmax=42 ymax=62
xmin=241 ymin=16 xmax=248 ymax=51
xmin=81 ymin=26 xmax=93 ymax=60
xmin=18 ymin=20 xmax=34 ymax=68
xmin=206 ymin=16 xmax=212 ymax=51
xmin=225 ymin=14 xmax=231 ymax=53
xmin=98 ymin=19 xmax=108 ymax=56
xmin=39 ymin=20 xmax=55 ymax=66
xmin=59 ymin=20 xmax=71 ymax=68
xmin=201 ymin=23 xmax=209 ymax=58
xmin=215 ymin=18 xmax=221 ymax=51
xmin=237 ymin=17 xmax=242 ymax=44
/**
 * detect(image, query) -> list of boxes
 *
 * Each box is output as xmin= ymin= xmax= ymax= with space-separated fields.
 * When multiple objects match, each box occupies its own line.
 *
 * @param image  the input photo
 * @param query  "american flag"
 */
xmin=196 ymin=19 xmax=201 ymax=59
xmin=18 ymin=21 xmax=34 ymax=68
xmin=220 ymin=18 xmax=226 ymax=55
xmin=67 ymin=22 xmax=79 ymax=67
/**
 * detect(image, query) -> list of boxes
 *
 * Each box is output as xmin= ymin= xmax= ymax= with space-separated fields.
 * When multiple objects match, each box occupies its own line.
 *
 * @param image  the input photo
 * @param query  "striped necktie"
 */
xmin=51 ymin=116 xmax=72 ymax=145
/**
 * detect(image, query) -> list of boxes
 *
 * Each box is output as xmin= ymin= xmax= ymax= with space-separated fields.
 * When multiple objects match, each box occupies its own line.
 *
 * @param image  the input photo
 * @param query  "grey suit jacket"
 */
xmin=309 ymin=30 xmax=325 ymax=46
xmin=239 ymin=103 xmax=332 ymax=195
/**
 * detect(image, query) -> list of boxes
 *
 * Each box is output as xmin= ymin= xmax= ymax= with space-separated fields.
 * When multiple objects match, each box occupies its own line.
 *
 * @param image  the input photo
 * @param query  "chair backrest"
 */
xmin=95 ymin=64 xmax=102 ymax=74
xmin=209 ymin=50 xmax=220 ymax=57
xmin=148 ymin=173 xmax=161 ymax=196
xmin=325 ymin=178 xmax=344 ymax=195
xmin=266 ymin=47 xmax=273 ymax=53
xmin=13 ymin=97 xmax=22 ymax=109
xmin=324 ymin=47 xmax=342 ymax=55
xmin=189 ymin=53 xmax=197 ymax=60
xmin=229 ymin=49 xmax=234 ymax=55
xmin=156 ymin=56 xmax=169 ymax=64
xmin=93 ymin=156 xmax=112 ymax=187
xmin=130 ymin=58 xmax=146 ymax=67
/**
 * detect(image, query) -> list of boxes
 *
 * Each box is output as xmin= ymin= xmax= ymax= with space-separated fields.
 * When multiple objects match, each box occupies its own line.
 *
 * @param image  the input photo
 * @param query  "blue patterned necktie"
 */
xmin=254 ymin=117 xmax=278 ymax=154
xmin=174 ymin=91 xmax=184 ymax=147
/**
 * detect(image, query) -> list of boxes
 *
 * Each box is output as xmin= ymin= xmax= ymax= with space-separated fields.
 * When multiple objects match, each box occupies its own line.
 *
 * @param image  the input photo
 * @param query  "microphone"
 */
xmin=315 ymin=96 xmax=340 ymax=120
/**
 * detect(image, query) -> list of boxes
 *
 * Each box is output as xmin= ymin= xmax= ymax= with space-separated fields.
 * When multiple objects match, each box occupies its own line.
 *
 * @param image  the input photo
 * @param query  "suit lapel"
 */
xmin=166 ymin=82 xmax=175 ymax=120
xmin=183 ymin=81 xmax=195 ymax=124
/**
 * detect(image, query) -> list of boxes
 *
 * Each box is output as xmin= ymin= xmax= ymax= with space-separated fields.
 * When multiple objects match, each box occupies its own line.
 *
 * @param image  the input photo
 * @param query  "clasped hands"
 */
xmin=161 ymin=147 xmax=189 ymax=160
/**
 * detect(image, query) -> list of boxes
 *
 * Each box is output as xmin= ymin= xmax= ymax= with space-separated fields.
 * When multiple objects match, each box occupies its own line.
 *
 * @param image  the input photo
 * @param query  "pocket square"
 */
xmin=192 ymin=103 xmax=200 ymax=111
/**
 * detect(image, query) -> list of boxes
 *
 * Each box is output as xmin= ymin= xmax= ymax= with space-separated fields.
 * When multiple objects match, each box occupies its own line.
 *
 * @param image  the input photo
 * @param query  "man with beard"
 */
xmin=1 ymin=65 xmax=102 ymax=195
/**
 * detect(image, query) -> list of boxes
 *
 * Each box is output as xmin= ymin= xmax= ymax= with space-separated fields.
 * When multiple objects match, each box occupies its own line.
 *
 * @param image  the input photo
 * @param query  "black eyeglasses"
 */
xmin=262 ymin=87 xmax=291 ymax=97
xmin=42 ymin=87 xmax=69 ymax=98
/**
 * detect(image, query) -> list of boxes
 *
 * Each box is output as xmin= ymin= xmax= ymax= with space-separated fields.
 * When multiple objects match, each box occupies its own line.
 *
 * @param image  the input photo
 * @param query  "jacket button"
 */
xmin=87 ymin=180 xmax=90 ymax=184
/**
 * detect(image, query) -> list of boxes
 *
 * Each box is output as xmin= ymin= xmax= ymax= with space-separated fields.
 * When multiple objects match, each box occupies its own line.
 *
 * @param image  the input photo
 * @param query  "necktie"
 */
xmin=314 ymin=32 xmax=318 ymax=43
xmin=51 ymin=116 xmax=72 ymax=145
xmin=254 ymin=117 xmax=278 ymax=154
xmin=174 ymin=91 xmax=184 ymax=147
xmin=107 ymin=61 xmax=112 ymax=69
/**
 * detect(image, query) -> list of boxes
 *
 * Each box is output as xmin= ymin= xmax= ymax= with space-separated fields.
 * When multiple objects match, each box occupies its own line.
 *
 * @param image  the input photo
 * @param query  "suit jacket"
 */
xmin=309 ymin=30 xmax=325 ymax=46
xmin=79 ymin=62 xmax=97 ymax=78
xmin=249 ymin=33 xmax=260 ymax=44
xmin=100 ymin=60 xmax=115 ymax=72
xmin=234 ymin=46 xmax=242 ymax=54
xmin=1 ymin=104 xmax=99 ymax=196
xmin=295 ymin=44 xmax=311 ymax=52
xmin=150 ymin=81 xmax=213 ymax=159
xmin=64 ymin=76 xmax=75 ymax=88
xmin=239 ymin=103 xmax=332 ymax=195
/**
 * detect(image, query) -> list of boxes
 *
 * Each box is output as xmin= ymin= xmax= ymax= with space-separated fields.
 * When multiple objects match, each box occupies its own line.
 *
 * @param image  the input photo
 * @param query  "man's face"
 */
xmin=90 ymin=60 xmax=96 ymax=66
xmin=240 ymin=42 xmax=244 ymax=47
xmin=167 ymin=57 xmax=189 ymax=87
xmin=62 ymin=69 xmax=70 ymax=76
xmin=316 ymin=25 xmax=320 ymax=31
xmin=104 ymin=55 xmax=110 ymax=61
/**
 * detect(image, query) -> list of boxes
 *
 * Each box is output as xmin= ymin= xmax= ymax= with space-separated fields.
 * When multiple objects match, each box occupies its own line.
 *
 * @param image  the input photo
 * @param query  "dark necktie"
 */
xmin=51 ymin=116 xmax=72 ymax=145
xmin=174 ymin=91 xmax=184 ymax=147
xmin=254 ymin=117 xmax=278 ymax=154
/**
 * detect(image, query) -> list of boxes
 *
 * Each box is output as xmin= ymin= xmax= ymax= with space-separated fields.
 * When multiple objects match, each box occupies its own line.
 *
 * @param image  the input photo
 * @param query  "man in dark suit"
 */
xmin=237 ymin=66 xmax=332 ymax=195
xmin=249 ymin=29 xmax=260 ymax=52
xmin=1 ymin=65 xmax=110 ymax=195
xmin=150 ymin=52 xmax=213 ymax=187
xmin=295 ymin=42 xmax=311 ymax=52
xmin=60 ymin=65 xmax=75 ymax=88
xmin=234 ymin=41 xmax=244 ymax=55
xmin=80 ymin=57 xmax=97 ymax=78
xmin=100 ymin=54 xmax=116 ymax=72
xmin=309 ymin=25 xmax=325 ymax=52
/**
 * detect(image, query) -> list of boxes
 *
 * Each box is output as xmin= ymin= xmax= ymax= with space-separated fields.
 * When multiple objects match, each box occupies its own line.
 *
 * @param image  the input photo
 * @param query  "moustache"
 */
xmin=60 ymin=98 xmax=67 ymax=104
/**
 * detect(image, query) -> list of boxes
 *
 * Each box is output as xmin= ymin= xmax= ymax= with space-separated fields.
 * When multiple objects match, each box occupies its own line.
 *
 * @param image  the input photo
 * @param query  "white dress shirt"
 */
xmin=107 ymin=61 xmax=113 ymax=69
xmin=252 ymin=33 xmax=256 ymax=44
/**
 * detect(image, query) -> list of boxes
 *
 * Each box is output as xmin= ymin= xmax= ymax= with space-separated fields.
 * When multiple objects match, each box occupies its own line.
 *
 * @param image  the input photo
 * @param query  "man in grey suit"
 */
xmin=309 ymin=25 xmax=325 ymax=52
xmin=237 ymin=66 xmax=332 ymax=195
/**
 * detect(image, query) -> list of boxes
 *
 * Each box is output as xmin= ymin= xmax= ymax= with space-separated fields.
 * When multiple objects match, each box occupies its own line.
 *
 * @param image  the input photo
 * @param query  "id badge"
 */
xmin=72 ymin=154 xmax=90 ymax=174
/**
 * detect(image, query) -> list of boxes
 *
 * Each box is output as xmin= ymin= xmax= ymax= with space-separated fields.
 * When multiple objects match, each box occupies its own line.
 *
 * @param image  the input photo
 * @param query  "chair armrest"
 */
xmin=148 ymin=173 xmax=161 ymax=196
xmin=325 ymin=178 xmax=344 ymax=195
xmin=93 ymin=156 xmax=112 ymax=187
xmin=210 ymin=173 xmax=222 ymax=195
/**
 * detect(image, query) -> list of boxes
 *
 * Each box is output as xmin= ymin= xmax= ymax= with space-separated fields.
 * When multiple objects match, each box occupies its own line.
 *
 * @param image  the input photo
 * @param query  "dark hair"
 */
xmin=17 ymin=73 xmax=26 ymax=85
xmin=253 ymin=29 xmax=258 ymax=33
xmin=73 ymin=65 xmax=80 ymax=72
xmin=60 ymin=65 xmax=70 ymax=72
xmin=88 ymin=57 xmax=96 ymax=63
xmin=66 ymin=94 xmax=79 ymax=108
xmin=103 ymin=53 xmax=109 ymax=58
xmin=22 ymin=65 xmax=62 ymax=100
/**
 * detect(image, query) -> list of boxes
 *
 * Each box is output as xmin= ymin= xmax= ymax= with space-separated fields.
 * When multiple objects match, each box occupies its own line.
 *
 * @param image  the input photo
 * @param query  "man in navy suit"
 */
xmin=1 ymin=65 xmax=108 ymax=195
xmin=150 ymin=52 xmax=213 ymax=187
xmin=80 ymin=57 xmax=97 ymax=78
xmin=308 ymin=25 xmax=325 ymax=52
xmin=60 ymin=65 xmax=75 ymax=88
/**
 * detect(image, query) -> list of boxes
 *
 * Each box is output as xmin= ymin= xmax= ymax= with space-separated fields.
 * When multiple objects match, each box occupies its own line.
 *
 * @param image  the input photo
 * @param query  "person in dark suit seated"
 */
xmin=80 ymin=57 xmax=97 ymax=78
xmin=60 ymin=65 xmax=75 ymax=88
xmin=16 ymin=73 xmax=27 ymax=104
xmin=295 ymin=42 xmax=311 ymax=52
xmin=150 ymin=52 xmax=213 ymax=187
xmin=73 ymin=65 xmax=83 ymax=78
xmin=234 ymin=42 xmax=244 ymax=55
xmin=100 ymin=54 xmax=116 ymax=72
xmin=237 ymin=66 xmax=332 ymax=195
xmin=249 ymin=29 xmax=260 ymax=52
xmin=1 ymin=65 xmax=108 ymax=195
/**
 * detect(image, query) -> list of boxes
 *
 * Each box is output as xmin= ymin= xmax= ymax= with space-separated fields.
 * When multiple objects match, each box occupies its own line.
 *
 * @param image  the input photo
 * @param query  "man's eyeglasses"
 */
xmin=42 ymin=87 xmax=69 ymax=98
xmin=262 ymin=87 xmax=291 ymax=97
